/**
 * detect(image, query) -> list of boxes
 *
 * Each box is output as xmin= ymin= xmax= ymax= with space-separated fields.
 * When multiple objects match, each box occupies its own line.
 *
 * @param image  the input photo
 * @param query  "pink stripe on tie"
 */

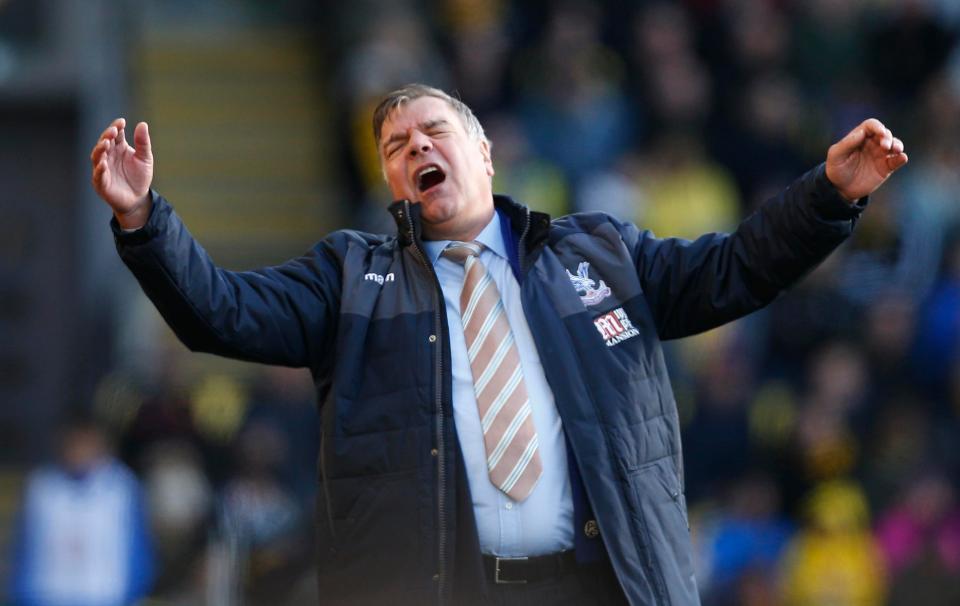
xmin=443 ymin=242 xmax=542 ymax=502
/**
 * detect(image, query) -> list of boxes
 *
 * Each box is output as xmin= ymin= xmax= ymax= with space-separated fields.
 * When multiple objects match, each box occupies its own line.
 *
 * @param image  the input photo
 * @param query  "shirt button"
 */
xmin=505 ymin=501 xmax=513 ymax=510
xmin=584 ymin=520 xmax=600 ymax=539
xmin=430 ymin=448 xmax=438 ymax=457
xmin=428 ymin=334 xmax=437 ymax=343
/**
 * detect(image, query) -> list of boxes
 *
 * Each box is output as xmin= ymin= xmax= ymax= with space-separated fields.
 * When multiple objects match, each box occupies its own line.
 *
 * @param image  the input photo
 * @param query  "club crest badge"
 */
xmin=566 ymin=261 xmax=611 ymax=307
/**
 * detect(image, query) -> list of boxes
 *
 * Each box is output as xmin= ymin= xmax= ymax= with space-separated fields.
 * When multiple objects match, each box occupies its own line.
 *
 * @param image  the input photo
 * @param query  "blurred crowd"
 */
xmin=9 ymin=361 xmax=321 ymax=605
xmin=7 ymin=0 xmax=960 ymax=604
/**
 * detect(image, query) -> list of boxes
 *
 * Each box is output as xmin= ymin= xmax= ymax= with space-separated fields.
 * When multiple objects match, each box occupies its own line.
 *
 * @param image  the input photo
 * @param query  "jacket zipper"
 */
xmin=402 ymin=200 xmax=449 ymax=603
xmin=518 ymin=206 xmax=531 ymax=274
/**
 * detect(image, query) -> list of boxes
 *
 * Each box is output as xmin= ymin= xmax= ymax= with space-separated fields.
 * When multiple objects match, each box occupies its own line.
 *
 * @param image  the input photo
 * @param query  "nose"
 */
xmin=407 ymin=131 xmax=432 ymax=157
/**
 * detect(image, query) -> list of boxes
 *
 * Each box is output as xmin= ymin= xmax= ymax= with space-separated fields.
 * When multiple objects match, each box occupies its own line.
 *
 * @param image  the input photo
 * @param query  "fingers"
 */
xmin=832 ymin=120 xmax=878 ymax=158
xmin=879 ymin=127 xmax=893 ymax=152
xmin=890 ymin=136 xmax=904 ymax=155
xmin=97 ymin=117 xmax=124 ymax=143
xmin=880 ymin=134 xmax=907 ymax=173
xmin=837 ymin=124 xmax=867 ymax=154
xmin=91 ymin=136 xmax=113 ymax=165
xmin=835 ymin=118 xmax=901 ymax=160
xmin=866 ymin=127 xmax=908 ymax=174
xmin=860 ymin=118 xmax=895 ymax=151
xmin=92 ymin=156 xmax=106 ymax=185
xmin=90 ymin=139 xmax=103 ymax=164
xmin=887 ymin=150 xmax=909 ymax=172
xmin=91 ymin=118 xmax=126 ymax=196
xmin=91 ymin=118 xmax=125 ymax=164
xmin=861 ymin=118 xmax=885 ymax=139
xmin=91 ymin=152 xmax=111 ymax=195
xmin=96 ymin=125 xmax=116 ymax=146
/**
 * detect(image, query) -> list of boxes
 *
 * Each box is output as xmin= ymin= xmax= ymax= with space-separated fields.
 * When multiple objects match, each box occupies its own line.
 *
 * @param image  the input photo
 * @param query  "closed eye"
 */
xmin=383 ymin=134 xmax=408 ymax=157
xmin=423 ymin=119 xmax=452 ymax=137
xmin=382 ymin=119 xmax=452 ymax=157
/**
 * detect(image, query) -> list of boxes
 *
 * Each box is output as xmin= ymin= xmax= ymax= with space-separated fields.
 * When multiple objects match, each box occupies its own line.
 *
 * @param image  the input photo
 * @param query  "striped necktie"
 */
xmin=442 ymin=241 xmax=542 ymax=502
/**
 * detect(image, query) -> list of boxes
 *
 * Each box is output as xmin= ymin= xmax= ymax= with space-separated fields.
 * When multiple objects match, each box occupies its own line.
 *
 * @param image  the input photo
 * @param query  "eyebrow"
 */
xmin=382 ymin=119 xmax=452 ymax=151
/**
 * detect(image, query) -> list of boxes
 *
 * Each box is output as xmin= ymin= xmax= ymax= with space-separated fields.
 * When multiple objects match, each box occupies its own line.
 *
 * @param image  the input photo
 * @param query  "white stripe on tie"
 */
xmin=462 ymin=272 xmax=493 ymax=327
xmin=502 ymin=433 xmax=540 ymax=493
xmin=486 ymin=401 xmax=532 ymax=469
xmin=480 ymin=366 xmax=523 ymax=432
xmin=442 ymin=241 xmax=542 ymax=502
xmin=473 ymin=330 xmax=514 ymax=395
xmin=467 ymin=300 xmax=505 ymax=362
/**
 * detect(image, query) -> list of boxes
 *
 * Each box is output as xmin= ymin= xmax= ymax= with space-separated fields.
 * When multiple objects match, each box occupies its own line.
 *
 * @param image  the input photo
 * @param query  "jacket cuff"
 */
xmin=808 ymin=163 xmax=868 ymax=221
xmin=110 ymin=190 xmax=165 ymax=246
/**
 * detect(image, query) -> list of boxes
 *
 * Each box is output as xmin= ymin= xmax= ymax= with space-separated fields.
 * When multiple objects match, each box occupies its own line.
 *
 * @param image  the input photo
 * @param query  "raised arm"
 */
xmin=625 ymin=119 xmax=907 ymax=340
xmin=91 ymin=119 xmax=342 ymax=369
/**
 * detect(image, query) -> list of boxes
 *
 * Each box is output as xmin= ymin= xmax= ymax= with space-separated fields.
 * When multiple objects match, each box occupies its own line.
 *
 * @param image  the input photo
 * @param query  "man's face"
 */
xmin=380 ymin=96 xmax=495 ymax=241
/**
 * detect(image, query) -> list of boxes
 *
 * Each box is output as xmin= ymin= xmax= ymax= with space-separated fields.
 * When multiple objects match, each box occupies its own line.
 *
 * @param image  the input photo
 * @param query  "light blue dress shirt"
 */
xmin=423 ymin=210 xmax=574 ymax=557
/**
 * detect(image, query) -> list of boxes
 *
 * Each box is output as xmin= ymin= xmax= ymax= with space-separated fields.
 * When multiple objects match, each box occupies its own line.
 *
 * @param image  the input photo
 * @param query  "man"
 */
xmin=91 ymin=84 xmax=907 ymax=605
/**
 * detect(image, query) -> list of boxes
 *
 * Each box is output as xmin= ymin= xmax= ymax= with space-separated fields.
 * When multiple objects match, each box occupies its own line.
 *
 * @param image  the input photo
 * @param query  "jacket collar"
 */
xmin=388 ymin=194 xmax=551 ymax=251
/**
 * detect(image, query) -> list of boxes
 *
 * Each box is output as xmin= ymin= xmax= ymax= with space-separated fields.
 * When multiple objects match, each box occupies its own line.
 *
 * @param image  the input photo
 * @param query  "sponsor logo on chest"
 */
xmin=594 ymin=307 xmax=640 ymax=347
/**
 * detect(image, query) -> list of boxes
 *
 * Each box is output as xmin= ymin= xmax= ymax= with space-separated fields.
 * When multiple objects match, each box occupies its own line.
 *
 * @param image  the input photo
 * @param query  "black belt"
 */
xmin=482 ymin=550 xmax=578 ymax=584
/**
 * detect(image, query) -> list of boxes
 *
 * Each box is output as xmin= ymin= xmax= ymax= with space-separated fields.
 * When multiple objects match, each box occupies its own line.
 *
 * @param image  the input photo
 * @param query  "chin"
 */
xmin=420 ymin=195 xmax=459 ymax=222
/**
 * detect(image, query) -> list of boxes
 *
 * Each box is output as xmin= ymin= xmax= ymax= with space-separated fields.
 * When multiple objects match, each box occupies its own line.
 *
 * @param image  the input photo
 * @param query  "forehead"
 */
xmin=380 ymin=96 xmax=465 ymax=141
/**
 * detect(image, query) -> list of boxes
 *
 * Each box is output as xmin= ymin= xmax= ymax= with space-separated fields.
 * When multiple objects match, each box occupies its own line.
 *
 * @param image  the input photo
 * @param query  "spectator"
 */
xmin=8 ymin=413 xmax=154 ymax=606
xmin=698 ymin=472 xmax=794 ymax=605
xmin=876 ymin=469 xmax=960 ymax=606
xmin=781 ymin=479 xmax=887 ymax=606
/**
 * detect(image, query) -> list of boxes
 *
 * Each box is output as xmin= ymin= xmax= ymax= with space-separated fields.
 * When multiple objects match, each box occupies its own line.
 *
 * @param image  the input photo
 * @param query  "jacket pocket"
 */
xmin=316 ymin=471 xmax=422 ymax=594
xmin=623 ymin=457 xmax=698 ymax=605
xmin=633 ymin=457 xmax=688 ymax=526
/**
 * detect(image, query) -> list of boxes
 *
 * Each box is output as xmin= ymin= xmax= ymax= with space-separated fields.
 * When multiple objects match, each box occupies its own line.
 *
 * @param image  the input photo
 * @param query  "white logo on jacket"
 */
xmin=364 ymin=272 xmax=395 ymax=285
xmin=566 ymin=261 xmax=611 ymax=306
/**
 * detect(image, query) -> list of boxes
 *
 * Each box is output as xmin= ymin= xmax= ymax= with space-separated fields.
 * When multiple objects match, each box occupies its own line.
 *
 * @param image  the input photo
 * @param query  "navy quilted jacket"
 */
xmin=112 ymin=164 xmax=863 ymax=605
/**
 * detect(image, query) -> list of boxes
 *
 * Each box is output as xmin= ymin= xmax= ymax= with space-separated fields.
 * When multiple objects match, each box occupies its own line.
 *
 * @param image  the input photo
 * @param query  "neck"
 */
xmin=423 ymin=205 xmax=495 ymax=242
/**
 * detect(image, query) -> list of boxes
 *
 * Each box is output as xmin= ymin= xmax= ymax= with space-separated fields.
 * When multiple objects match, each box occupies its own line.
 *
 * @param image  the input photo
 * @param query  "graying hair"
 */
xmin=372 ymin=84 xmax=488 ymax=147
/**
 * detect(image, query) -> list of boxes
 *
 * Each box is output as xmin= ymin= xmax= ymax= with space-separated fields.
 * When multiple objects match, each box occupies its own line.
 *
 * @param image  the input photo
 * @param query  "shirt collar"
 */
xmin=422 ymin=209 xmax=506 ymax=266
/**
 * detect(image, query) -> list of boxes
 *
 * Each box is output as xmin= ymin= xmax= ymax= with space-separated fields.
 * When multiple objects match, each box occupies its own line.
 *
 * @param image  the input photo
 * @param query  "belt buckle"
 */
xmin=494 ymin=556 xmax=529 ymax=584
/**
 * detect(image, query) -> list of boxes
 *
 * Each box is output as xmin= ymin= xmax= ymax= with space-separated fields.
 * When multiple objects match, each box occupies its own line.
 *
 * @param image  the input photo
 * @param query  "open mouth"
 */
xmin=416 ymin=165 xmax=447 ymax=193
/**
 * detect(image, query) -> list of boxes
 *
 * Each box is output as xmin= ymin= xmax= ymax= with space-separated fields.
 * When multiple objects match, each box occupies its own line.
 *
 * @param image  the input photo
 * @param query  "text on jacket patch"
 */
xmin=364 ymin=272 xmax=395 ymax=285
xmin=594 ymin=307 xmax=639 ymax=347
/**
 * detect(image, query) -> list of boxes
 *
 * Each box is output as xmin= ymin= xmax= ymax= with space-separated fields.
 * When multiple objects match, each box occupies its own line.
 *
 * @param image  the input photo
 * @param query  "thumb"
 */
xmin=834 ymin=118 xmax=889 ymax=158
xmin=833 ymin=124 xmax=868 ymax=157
xmin=133 ymin=121 xmax=152 ymax=162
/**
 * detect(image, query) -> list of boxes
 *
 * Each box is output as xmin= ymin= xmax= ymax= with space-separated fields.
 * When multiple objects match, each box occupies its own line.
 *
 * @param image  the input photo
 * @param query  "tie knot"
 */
xmin=441 ymin=241 xmax=483 ymax=266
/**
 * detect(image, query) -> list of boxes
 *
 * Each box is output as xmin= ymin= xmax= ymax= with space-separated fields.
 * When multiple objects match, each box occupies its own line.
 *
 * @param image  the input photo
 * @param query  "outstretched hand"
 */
xmin=91 ymin=118 xmax=154 ymax=230
xmin=825 ymin=118 xmax=908 ymax=202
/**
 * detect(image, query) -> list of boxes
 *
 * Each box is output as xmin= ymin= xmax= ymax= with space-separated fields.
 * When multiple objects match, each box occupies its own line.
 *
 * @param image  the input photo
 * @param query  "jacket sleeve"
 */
xmin=112 ymin=191 xmax=341 ymax=368
xmin=618 ymin=163 xmax=865 ymax=340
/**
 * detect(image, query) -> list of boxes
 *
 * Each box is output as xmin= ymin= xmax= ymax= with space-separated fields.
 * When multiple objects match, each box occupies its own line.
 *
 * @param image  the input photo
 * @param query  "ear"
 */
xmin=479 ymin=139 xmax=495 ymax=178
